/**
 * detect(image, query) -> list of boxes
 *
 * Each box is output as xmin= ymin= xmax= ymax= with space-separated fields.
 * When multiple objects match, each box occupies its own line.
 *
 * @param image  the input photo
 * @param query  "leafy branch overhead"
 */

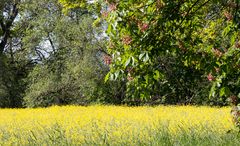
xmin=61 ymin=0 xmax=240 ymax=103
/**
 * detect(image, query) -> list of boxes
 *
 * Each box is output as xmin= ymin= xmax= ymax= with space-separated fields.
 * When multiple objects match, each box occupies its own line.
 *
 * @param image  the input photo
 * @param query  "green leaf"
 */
xmin=143 ymin=53 xmax=149 ymax=62
xmin=104 ymin=72 xmax=110 ymax=82
xmin=131 ymin=57 xmax=135 ymax=66
xmin=222 ymin=25 xmax=231 ymax=37
xmin=209 ymin=82 xmax=217 ymax=98
xmin=139 ymin=52 xmax=145 ymax=60
xmin=110 ymin=73 xmax=114 ymax=80
xmin=114 ymin=71 xmax=120 ymax=80
xmin=140 ymin=93 xmax=145 ymax=101
xmin=144 ymin=75 xmax=149 ymax=84
xmin=125 ymin=57 xmax=131 ymax=67
xmin=230 ymin=32 xmax=237 ymax=46
xmin=219 ymin=87 xmax=230 ymax=97
xmin=153 ymin=70 xmax=160 ymax=80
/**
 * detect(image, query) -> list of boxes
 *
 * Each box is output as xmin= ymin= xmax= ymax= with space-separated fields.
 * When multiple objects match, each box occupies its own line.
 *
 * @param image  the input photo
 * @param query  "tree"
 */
xmin=60 ymin=0 xmax=240 ymax=107
xmin=0 ymin=0 xmax=19 ymax=54
xmin=0 ymin=0 xmax=33 ymax=107
xmin=22 ymin=0 xmax=125 ymax=107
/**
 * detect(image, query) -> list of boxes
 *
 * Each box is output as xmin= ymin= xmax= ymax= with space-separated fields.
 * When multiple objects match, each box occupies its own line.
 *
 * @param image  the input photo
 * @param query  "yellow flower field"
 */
xmin=0 ymin=105 xmax=239 ymax=145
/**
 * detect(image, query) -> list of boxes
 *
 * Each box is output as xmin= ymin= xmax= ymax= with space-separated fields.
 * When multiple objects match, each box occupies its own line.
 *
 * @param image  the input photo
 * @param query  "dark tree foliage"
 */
xmin=0 ymin=0 xmax=33 ymax=107
xmin=21 ymin=0 xmax=125 ymax=107
xmin=60 ymin=0 xmax=240 ymax=107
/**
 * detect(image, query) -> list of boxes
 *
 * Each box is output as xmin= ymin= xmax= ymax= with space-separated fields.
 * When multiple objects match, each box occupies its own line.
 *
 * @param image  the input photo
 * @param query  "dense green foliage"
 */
xmin=60 ymin=0 xmax=240 ymax=126
xmin=0 ymin=0 xmax=239 ymax=109
xmin=0 ymin=0 xmax=33 ymax=107
xmin=0 ymin=0 xmax=125 ymax=107
xmin=20 ymin=0 xmax=125 ymax=107
xmin=96 ymin=0 xmax=240 ymax=104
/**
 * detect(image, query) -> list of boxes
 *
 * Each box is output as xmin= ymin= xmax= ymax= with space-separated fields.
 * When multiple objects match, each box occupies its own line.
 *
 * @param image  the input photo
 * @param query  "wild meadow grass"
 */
xmin=0 ymin=105 xmax=239 ymax=145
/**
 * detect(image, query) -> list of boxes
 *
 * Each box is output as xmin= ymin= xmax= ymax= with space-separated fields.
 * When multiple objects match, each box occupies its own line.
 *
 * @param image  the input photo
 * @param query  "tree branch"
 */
xmin=0 ymin=2 xmax=19 ymax=54
xmin=47 ymin=32 xmax=56 ymax=52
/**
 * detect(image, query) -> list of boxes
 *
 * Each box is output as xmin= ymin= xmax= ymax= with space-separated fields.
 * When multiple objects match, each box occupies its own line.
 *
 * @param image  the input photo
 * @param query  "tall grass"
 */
xmin=0 ymin=105 xmax=239 ymax=145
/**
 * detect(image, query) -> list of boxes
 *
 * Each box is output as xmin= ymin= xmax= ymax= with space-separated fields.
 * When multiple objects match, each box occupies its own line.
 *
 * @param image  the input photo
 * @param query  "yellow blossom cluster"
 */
xmin=0 ymin=105 xmax=235 ymax=145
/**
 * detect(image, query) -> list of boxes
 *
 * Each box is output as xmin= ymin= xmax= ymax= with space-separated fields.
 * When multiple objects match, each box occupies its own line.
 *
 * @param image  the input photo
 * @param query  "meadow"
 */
xmin=0 ymin=105 xmax=239 ymax=146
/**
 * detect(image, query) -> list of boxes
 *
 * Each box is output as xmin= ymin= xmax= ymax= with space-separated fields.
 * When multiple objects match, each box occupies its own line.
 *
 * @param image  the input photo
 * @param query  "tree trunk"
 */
xmin=0 ymin=2 xmax=19 ymax=54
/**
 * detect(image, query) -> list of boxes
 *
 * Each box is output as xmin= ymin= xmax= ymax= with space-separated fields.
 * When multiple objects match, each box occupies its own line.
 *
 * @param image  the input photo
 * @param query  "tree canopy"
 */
xmin=60 ymin=0 xmax=240 ymax=104
xmin=0 ymin=0 xmax=239 ymax=107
